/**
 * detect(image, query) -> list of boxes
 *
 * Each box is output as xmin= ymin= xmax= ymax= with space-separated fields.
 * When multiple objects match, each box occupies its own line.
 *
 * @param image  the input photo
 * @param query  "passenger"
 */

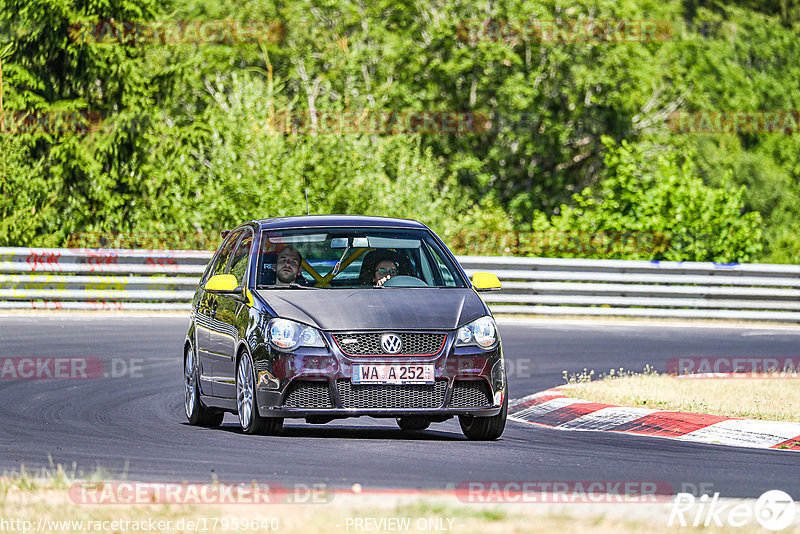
xmin=358 ymin=250 xmax=410 ymax=287
xmin=373 ymin=258 xmax=399 ymax=286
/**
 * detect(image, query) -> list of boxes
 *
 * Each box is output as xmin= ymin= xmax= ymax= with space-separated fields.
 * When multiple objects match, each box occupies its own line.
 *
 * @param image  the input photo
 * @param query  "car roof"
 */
xmin=253 ymin=215 xmax=429 ymax=231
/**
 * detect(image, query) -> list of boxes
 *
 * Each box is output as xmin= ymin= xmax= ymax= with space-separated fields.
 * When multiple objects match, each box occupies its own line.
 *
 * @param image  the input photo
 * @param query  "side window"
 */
xmin=229 ymin=232 xmax=253 ymax=286
xmin=417 ymin=248 xmax=435 ymax=285
xmin=203 ymin=231 xmax=241 ymax=284
xmin=427 ymin=246 xmax=457 ymax=287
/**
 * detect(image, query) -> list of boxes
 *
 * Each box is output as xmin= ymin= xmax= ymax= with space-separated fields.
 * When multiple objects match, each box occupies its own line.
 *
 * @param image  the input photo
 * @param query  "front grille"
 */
xmin=336 ymin=380 xmax=447 ymax=409
xmin=332 ymin=333 xmax=446 ymax=356
xmin=450 ymin=380 xmax=493 ymax=408
xmin=283 ymin=381 xmax=334 ymax=408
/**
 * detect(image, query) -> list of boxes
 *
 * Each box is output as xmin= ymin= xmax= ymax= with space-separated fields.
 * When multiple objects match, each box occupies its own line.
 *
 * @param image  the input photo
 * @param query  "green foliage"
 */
xmin=685 ymin=0 xmax=800 ymax=27
xmin=0 ymin=0 xmax=796 ymax=263
xmin=542 ymin=138 xmax=763 ymax=262
xmin=0 ymin=135 xmax=57 ymax=245
xmin=656 ymin=3 xmax=800 ymax=262
xmin=126 ymin=71 xmax=498 ymax=242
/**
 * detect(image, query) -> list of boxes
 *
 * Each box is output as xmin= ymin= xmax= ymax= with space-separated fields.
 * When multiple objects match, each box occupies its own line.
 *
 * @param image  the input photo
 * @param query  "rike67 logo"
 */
xmin=669 ymin=490 xmax=796 ymax=530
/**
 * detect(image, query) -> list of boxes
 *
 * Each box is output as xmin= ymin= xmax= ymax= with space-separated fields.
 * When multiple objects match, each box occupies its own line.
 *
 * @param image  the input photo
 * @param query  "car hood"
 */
xmin=255 ymin=288 xmax=488 ymax=331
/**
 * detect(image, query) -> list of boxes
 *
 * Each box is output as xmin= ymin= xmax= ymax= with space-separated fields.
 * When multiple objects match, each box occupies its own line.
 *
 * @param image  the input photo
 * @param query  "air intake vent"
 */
xmin=450 ymin=380 xmax=493 ymax=408
xmin=336 ymin=380 xmax=447 ymax=409
xmin=283 ymin=381 xmax=334 ymax=408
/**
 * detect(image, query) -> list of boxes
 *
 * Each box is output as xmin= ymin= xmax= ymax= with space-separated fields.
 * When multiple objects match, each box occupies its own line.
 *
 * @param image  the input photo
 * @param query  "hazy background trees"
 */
xmin=1 ymin=0 xmax=797 ymax=262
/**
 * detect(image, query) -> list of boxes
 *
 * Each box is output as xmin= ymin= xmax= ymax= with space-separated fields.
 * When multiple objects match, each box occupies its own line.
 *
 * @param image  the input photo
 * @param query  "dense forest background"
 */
xmin=0 ymin=0 xmax=798 ymax=262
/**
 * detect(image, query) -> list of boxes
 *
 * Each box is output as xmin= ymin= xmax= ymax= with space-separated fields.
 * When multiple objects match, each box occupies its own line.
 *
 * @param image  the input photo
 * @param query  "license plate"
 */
xmin=352 ymin=364 xmax=434 ymax=385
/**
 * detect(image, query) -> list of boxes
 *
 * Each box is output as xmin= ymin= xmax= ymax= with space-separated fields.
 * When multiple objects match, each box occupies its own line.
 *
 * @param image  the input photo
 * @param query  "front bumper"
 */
xmin=256 ymin=377 xmax=505 ymax=418
xmin=258 ymin=406 xmax=503 ymax=418
xmin=254 ymin=333 xmax=506 ymax=419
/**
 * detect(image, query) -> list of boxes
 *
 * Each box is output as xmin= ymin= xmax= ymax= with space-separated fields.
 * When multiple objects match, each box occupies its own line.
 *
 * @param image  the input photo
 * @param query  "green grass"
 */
xmin=560 ymin=367 xmax=800 ymax=422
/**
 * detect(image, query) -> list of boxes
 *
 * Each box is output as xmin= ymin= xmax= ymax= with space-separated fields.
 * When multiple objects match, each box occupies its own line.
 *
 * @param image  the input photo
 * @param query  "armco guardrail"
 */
xmin=459 ymin=256 xmax=800 ymax=322
xmin=0 ymin=248 xmax=212 ymax=310
xmin=0 ymin=248 xmax=799 ymax=322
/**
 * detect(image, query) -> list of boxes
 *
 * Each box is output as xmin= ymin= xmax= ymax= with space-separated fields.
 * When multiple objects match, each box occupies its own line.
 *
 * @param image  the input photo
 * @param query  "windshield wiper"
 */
xmin=256 ymin=283 xmax=319 ymax=289
xmin=288 ymin=283 xmax=319 ymax=289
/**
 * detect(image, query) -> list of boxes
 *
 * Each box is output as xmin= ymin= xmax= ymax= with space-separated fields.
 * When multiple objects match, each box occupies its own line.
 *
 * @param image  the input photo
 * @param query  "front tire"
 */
xmin=236 ymin=351 xmax=283 ymax=435
xmin=184 ymin=346 xmax=223 ymax=427
xmin=459 ymin=393 xmax=507 ymax=441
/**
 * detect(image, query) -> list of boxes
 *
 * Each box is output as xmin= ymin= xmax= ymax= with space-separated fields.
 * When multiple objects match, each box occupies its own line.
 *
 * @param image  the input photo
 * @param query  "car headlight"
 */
xmin=456 ymin=316 xmax=498 ymax=350
xmin=268 ymin=318 xmax=325 ymax=351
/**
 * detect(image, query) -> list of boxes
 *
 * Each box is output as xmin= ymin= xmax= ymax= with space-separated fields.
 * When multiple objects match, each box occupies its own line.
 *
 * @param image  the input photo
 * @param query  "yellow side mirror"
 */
xmin=205 ymin=274 xmax=238 ymax=293
xmin=472 ymin=272 xmax=501 ymax=292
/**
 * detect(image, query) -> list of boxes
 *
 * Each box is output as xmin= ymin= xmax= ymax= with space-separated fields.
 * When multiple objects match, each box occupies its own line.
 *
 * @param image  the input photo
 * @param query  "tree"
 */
xmin=540 ymin=137 xmax=763 ymax=262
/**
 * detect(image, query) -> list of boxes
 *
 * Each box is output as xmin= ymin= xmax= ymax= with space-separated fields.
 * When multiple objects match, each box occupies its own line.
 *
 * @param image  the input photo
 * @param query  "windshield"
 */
xmin=256 ymin=228 xmax=467 ymax=289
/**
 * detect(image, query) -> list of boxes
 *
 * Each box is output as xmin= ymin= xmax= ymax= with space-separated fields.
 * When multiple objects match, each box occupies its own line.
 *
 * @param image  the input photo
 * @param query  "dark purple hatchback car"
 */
xmin=184 ymin=215 xmax=506 ymax=440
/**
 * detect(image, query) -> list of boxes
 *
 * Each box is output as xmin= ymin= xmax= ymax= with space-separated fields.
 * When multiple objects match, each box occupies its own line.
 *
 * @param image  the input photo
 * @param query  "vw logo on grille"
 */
xmin=380 ymin=334 xmax=402 ymax=354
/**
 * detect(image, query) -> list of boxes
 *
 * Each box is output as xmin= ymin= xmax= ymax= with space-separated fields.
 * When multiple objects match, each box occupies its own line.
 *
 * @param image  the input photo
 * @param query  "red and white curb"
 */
xmin=509 ymin=388 xmax=800 ymax=451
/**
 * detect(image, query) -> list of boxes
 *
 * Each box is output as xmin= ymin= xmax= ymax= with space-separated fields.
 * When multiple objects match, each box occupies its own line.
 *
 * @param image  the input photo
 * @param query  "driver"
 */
xmin=275 ymin=246 xmax=303 ymax=286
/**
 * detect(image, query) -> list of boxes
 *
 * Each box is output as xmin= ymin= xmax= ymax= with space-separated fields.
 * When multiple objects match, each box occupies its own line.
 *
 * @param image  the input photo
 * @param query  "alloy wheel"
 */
xmin=237 ymin=354 xmax=254 ymax=430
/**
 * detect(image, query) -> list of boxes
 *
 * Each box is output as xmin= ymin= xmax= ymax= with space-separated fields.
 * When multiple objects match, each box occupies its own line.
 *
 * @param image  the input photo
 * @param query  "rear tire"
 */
xmin=458 ymin=393 xmax=507 ymax=441
xmin=396 ymin=417 xmax=431 ymax=431
xmin=184 ymin=346 xmax=223 ymax=427
xmin=236 ymin=351 xmax=283 ymax=435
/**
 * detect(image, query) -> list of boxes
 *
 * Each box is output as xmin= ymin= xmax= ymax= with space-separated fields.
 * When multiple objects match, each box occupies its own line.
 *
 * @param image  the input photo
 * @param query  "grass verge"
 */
xmin=0 ymin=475 xmax=789 ymax=534
xmin=560 ymin=368 xmax=800 ymax=422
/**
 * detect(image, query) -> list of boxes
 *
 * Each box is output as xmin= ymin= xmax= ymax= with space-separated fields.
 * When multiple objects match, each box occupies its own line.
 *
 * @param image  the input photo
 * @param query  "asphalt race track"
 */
xmin=0 ymin=315 xmax=798 ymax=500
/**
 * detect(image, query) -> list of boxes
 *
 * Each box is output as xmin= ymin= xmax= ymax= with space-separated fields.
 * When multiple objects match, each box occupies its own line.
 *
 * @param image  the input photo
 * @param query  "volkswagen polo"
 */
xmin=183 ymin=215 xmax=507 ymax=440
